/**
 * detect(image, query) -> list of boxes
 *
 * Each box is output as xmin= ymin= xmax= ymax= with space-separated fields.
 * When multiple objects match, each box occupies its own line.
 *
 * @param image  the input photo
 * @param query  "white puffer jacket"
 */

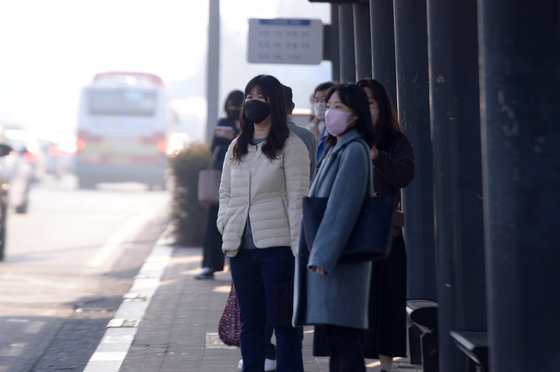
xmin=217 ymin=133 xmax=310 ymax=257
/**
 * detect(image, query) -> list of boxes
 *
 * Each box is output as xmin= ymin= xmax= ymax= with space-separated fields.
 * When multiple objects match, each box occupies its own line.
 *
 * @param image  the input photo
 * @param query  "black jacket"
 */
xmin=372 ymin=132 xmax=415 ymax=197
xmin=210 ymin=118 xmax=239 ymax=170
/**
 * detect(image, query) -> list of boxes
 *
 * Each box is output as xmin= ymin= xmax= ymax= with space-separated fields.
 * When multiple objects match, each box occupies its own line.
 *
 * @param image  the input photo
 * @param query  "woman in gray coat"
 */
xmin=293 ymin=83 xmax=375 ymax=372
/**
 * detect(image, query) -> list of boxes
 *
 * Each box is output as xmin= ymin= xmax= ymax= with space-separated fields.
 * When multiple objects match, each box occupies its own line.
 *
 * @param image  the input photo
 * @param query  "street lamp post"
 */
xmin=206 ymin=0 xmax=220 ymax=142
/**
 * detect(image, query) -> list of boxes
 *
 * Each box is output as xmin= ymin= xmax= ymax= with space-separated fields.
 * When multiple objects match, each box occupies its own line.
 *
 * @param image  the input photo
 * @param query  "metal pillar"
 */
xmin=205 ymin=0 xmax=220 ymax=142
xmin=369 ymin=0 xmax=397 ymax=105
xmin=393 ymin=0 xmax=436 ymax=301
xmin=353 ymin=3 xmax=371 ymax=80
xmin=338 ymin=3 xmax=355 ymax=83
xmin=330 ymin=4 xmax=340 ymax=83
xmin=479 ymin=1 xmax=560 ymax=371
xmin=427 ymin=0 xmax=486 ymax=371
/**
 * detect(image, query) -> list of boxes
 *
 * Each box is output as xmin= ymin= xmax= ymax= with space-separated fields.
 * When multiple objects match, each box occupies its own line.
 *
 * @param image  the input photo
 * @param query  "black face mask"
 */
xmin=226 ymin=109 xmax=241 ymax=120
xmin=244 ymin=100 xmax=269 ymax=123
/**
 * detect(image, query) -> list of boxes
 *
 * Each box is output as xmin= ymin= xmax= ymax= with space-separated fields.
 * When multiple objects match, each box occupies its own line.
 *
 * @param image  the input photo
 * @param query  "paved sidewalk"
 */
xmin=87 ymin=237 xmax=422 ymax=371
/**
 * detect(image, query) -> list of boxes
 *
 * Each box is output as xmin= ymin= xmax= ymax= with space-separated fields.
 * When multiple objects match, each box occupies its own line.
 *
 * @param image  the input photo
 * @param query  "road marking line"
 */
xmin=88 ymin=351 xmax=128 ymax=362
xmin=24 ymin=321 xmax=45 ymax=334
xmin=86 ymin=207 xmax=162 ymax=270
xmin=83 ymin=228 xmax=173 ymax=372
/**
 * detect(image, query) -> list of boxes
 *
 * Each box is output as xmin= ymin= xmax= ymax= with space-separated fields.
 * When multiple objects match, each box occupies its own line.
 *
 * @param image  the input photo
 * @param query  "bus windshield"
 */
xmin=87 ymin=89 xmax=157 ymax=116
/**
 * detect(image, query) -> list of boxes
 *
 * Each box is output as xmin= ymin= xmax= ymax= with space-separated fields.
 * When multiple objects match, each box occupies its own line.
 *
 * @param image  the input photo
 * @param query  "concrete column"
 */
xmin=369 ymin=0 xmax=397 ymax=105
xmin=427 ymin=0 xmax=486 ymax=370
xmin=393 ymin=0 xmax=436 ymax=301
xmin=205 ymin=0 xmax=220 ymax=142
xmin=329 ymin=4 xmax=340 ymax=83
xmin=479 ymin=1 xmax=560 ymax=371
xmin=353 ymin=3 xmax=371 ymax=80
xmin=338 ymin=3 xmax=355 ymax=83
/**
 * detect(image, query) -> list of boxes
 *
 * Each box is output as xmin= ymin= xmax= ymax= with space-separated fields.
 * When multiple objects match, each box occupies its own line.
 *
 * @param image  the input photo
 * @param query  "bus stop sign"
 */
xmin=248 ymin=19 xmax=323 ymax=65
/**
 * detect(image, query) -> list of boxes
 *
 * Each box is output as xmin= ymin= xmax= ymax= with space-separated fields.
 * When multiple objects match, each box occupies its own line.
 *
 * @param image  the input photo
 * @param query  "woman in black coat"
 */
xmin=195 ymin=90 xmax=244 ymax=279
xmin=357 ymin=78 xmax=415 ymax=372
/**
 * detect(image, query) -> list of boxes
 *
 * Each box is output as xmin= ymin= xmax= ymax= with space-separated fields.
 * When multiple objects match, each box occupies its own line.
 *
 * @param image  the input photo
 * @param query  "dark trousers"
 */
xmin=264 ymin=320 xmax=276 ymax=359
xmin=324 ymin=324 xmax=366 ymax=372
xmin=230 ymin=247 xmax=303 ymax=372
xmin=201 ymin=205 xmax=224 ymax=271
xmin=364 ymin=232 xmax=407 ymax=358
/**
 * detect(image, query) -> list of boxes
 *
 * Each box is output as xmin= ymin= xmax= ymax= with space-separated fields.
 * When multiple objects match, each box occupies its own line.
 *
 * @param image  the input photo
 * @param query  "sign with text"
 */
xmin=248 ymin=19 xmax=323 ymax=65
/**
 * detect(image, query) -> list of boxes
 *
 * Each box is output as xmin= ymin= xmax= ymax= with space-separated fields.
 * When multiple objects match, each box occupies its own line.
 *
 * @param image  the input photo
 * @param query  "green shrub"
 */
xmin=168 ymin=143 xmax=210 ymax=246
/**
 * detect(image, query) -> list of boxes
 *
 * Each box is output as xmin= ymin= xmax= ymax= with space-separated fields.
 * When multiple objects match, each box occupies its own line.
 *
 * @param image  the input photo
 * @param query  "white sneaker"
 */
xmin=264 ymin=358 xmax=276 ymax=371
xmin=237 ymin=358 xmax=277 ymax=371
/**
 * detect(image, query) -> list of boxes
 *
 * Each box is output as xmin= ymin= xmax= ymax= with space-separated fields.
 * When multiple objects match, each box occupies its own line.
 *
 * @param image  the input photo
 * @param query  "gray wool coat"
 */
xmin=293 ymin=128 xmax=373 ymax=330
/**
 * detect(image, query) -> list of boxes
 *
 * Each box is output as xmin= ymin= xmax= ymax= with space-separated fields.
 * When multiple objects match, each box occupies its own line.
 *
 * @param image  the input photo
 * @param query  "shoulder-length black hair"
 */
xmin=233 ymin=75 xmax=289 ymax=162
xmin=325 ymin=83 xmax=375 ymax=148
xmin=356 ymin=78 xmax=402 ymax=147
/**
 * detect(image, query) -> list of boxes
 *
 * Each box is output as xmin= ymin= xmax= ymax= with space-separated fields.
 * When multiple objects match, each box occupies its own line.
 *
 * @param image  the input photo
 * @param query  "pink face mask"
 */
xmin=325 ymin=109 xmax=352 ymax=136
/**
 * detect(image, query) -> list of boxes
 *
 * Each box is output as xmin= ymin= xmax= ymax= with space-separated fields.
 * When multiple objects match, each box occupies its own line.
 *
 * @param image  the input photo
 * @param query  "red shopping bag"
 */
xmin=218 ymin=283 xmax=241 ymax=346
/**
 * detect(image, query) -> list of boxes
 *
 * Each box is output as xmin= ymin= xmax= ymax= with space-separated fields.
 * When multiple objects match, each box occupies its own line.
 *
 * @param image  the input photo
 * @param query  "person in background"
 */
xmin=293 ymin=83 xmax=375 ymax=372
xmin=306 ymin=93 xmax=318 ymax=133
xmin=218 ymin=74 xmax=309 ymax=372
xmin=357 ymin=78 xmax=415 ymax=372
xmin=309 ymin=81 xmax=336 ymax=166
xmin=195 ymin=90 xmax=244 ymax=280
xmin=283 ymin=84 xmax=317 ymax=176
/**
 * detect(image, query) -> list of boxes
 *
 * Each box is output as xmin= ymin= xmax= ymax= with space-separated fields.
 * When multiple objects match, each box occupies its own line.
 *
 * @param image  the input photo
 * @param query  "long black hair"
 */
xmin=233 ymin=75 xmax=289 ymax=162
xmin=325 ymin=83 xmax=375 ymax=148
xmin=356 ymin=78 xmax=402 ymax=147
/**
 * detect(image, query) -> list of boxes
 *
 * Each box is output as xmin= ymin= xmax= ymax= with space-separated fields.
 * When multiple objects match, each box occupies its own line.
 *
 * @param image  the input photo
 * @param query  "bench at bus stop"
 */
xmin=450 ymin=331 xmax=489 ymax=372
xmin=407 ymin=299 xmax=489 ymax=372
xmin=407 ymin=299 xmax=439 ymax=371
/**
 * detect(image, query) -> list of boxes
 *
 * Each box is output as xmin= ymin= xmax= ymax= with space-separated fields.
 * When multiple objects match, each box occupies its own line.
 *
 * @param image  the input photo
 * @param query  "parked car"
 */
xmin=0 ymin=127 xmax=14 ymax=260
xmin=38 ymin=139 xmax=61 ymax=177
xmin=0 ymin=128 xmax=45 ymax=214
xmin=4 ymin=148 xmax=34 ymax=214
xmin=4 ymin=128 xmax=47 ymax=183
xmin=37 ymin=133 xmax=77 ymax=177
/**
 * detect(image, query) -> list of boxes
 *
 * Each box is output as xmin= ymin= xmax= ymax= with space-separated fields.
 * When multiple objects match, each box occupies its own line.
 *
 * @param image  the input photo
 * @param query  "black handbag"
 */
xmin=302 ymin=139 xmax=396 ymax=263
xmin=302 ymin=196 xmax=395 ymax=262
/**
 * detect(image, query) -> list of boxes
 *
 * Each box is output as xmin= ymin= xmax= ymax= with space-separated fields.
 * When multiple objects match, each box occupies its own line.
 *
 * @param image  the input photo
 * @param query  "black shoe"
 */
xmin=194 ymin=267 xmax=214 ymax=280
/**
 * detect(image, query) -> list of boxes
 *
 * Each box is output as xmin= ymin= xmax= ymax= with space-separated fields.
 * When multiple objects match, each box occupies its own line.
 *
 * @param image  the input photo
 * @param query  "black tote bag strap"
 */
xmin=311 ymin=137 xmax=373 ymax=197
xmin=352 ymin=139 xmax=374 ymax=197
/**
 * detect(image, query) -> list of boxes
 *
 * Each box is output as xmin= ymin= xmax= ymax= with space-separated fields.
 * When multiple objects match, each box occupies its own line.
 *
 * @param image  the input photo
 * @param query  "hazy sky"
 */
xmin=0 ymin=0 xmax=331 ymax=138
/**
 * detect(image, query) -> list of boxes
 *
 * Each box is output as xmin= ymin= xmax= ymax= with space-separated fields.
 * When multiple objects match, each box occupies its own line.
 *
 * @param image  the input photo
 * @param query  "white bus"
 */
xmin=76 ymin=72 xmax=171 ymax=189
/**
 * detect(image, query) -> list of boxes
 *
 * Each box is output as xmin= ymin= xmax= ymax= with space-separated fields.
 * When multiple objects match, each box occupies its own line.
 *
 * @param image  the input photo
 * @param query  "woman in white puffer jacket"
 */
xmin=217 ymin=74 xmax=310 ymax=372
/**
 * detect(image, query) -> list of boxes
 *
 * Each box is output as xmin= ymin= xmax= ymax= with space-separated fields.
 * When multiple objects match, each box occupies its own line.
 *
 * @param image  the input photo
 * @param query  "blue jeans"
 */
xmin=230 ymin=247 xmax=303 ymax=372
